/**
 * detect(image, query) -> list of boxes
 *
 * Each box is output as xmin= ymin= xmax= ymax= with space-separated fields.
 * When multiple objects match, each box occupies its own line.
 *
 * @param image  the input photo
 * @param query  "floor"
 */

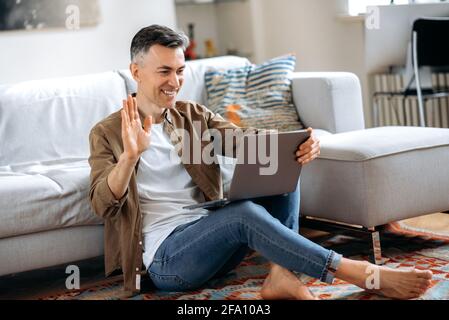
xmin=401 ymin=213 xmax=449 ymax=233
xmin=0 ymin=228 xmax=329 ymax=300
xmin=1 ymin=213 xmax=447 ymax=300
xmin=0 ymin=256 xmax=106 ymax=300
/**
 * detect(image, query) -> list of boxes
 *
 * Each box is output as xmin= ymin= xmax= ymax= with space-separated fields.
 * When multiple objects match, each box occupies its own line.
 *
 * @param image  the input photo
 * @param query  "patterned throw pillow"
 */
xmin=204 ymin=55 xmax=304 ymax=132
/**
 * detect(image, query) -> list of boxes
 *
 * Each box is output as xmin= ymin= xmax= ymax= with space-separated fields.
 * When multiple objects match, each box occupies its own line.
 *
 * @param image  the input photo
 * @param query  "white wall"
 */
xmin=365 ymin=3 xmax=449 ymax=73
xmin=251 ymin=0 xmax=364 ymax=71
xmin=176 ymin=3 xmax=220 ymax=58
xmin=364 ymin=3 xmax=449 ymax=127
xmin=249 ymin=0 xmax=368 ymax=125
xmin=0 ymin=0 xmax=177 ymax=84
xmin=175 ymin=0 xmax=369 ymax=126
xmin=216 ymin=1 xmax=255 ymax=60
xmin=244 ymin=1 xmax=449 ymax=127
xmin=175 ymin=1 xmax=254 ymax=60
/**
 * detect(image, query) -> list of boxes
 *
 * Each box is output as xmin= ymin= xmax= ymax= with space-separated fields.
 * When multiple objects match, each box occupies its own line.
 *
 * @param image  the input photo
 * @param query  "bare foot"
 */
xmin=372 ymin=266 xmax=433 ymax=299
xmin=335 ymin=258 xmax=433 ymax=300
xmin=260 ymin=264 xmax=319 ymax=300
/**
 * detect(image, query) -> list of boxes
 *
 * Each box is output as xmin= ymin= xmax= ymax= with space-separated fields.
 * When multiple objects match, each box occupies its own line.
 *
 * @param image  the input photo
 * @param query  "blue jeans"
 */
xmin=147 ymin=184 xmax=342 ymax=291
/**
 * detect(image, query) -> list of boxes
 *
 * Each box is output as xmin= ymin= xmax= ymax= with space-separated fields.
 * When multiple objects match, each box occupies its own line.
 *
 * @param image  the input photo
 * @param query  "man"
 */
xmin=89 ymin=25 xmax=432 ymax=299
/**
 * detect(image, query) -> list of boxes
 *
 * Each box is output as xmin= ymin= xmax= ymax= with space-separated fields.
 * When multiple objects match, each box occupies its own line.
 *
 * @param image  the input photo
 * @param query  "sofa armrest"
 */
xmin=291 ymin=72 xmax=365 ymax=133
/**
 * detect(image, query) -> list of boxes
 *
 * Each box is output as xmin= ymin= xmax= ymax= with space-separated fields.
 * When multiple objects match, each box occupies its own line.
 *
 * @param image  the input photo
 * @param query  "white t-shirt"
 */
xmin=136 ymin=123 xmax=209 ymax=270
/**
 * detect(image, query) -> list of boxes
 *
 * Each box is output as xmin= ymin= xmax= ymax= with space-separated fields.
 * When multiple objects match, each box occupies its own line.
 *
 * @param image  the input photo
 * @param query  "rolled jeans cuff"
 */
xmin=320 ymin=250 xmax=342 ymax=284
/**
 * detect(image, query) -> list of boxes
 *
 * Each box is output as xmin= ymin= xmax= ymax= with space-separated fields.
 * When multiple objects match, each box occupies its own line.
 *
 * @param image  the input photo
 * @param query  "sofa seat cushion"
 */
xmin=0 ymin=159 xmax=102 ymax=239
xmin=319 ymin=126 xmax=449 ymax=161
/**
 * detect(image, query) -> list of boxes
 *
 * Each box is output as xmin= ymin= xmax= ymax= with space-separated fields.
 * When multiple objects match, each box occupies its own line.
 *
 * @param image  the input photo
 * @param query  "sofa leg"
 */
xmin=301 ymin=216 xmax=387 ymax=264
xmin=370 ymin=229 xmax=384 ymax=265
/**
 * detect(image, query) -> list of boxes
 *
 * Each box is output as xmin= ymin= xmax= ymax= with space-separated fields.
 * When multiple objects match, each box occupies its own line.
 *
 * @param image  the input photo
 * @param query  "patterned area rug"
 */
xmin=41 ymin=216 xmax=449 ymax=300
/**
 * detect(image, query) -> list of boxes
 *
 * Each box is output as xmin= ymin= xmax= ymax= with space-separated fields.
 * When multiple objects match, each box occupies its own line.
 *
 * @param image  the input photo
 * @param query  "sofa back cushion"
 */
xmin=117 ymin=55 xmax=251 ymax=105
xmin=0 ymin=72 xmax=127 ymax=166
xmin=204 ymin=54 xmax=304 ymax=131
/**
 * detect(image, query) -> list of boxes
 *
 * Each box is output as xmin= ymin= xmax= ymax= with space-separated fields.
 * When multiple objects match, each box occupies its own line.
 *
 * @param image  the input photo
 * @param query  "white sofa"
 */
xmin=0 ymin=55 xmax=352 ymax=276
xmin=1 ymin=55 xmax=447 ymax=276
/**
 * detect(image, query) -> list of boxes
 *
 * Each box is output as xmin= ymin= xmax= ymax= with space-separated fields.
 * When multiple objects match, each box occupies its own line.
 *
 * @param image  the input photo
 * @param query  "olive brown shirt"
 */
xmin=88 ymin=101 xmax=258 ymax=296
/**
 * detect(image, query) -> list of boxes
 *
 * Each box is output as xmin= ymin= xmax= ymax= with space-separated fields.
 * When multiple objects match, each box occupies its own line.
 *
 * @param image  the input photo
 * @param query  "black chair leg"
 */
xmin=369 ymin=229 xmax=384 ymax=265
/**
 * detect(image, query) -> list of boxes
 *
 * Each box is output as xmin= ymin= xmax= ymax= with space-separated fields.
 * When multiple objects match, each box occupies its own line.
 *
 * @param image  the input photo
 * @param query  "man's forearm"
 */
xmin=107 ymin=153 xmax=138 ymax=200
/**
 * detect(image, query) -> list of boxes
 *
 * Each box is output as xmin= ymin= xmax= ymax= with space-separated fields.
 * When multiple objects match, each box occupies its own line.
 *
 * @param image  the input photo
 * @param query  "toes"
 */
xmin=413 ymin=286 xmax=428 ymax=296
xmin=409 ymin=291 xmax=423 ymax=299
xmin=416 ymin=270 xmax=433 ymax=279
xmin=421 ymin=279 xmax=432 ymax=288
xmin=416 ymin=278 xmax=427 ymax=286
xmin=414 ymin=280 xmax=430 ymax=293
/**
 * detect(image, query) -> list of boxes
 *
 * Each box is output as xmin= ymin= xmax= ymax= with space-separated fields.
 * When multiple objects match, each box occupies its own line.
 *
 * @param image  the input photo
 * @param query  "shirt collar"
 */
xmin=132 ymin=92 xmax=173 ymax=126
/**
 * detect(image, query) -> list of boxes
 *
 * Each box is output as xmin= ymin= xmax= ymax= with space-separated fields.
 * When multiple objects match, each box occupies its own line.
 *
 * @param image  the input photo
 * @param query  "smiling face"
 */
xmin=131 ymin=44 xmax=185 ymax=109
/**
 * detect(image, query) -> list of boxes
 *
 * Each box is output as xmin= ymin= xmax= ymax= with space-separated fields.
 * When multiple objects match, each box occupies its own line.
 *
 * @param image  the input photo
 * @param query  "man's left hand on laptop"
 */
xmin=296 ymin=127 xmax=320 ymax=166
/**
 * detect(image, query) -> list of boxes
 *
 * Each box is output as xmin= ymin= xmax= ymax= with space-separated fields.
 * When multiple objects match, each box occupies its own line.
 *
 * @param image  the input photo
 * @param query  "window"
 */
xmin=347 ymin=0 xmax=444 ymax=16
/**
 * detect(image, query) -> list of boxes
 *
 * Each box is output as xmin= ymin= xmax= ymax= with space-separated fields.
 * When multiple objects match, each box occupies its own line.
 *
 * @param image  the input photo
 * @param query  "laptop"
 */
xmin=183 ymin=130 xmax=310 ymax=210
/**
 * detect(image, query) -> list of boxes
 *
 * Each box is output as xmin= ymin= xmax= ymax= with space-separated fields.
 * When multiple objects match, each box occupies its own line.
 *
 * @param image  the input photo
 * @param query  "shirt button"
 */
xmin=136 ymin=267 xmax=139 ymax=271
